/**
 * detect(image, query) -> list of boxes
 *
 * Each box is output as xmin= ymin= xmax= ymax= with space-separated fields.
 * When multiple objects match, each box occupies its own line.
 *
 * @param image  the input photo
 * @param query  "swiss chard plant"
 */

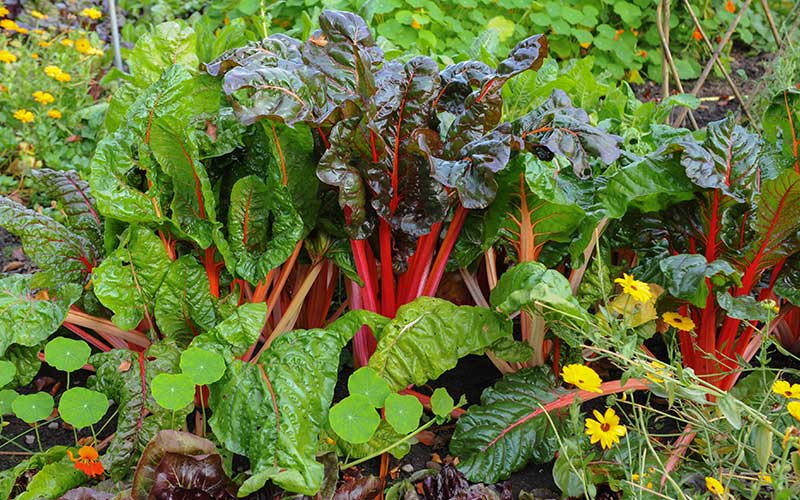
xmin=205 ymin=10 xmax=622 ymax=368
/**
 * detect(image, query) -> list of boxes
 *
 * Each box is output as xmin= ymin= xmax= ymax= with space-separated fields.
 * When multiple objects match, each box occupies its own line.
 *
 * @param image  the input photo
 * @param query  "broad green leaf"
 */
xmin=717 ymin=292 xmax=773 ymax=323
xmin=384 ymin=393 xmax=422 ymax=435
xmin=328 ymin=395 xmax=381 ymax=444
xmin=44 ymin=338 xmax=91 ymax=373
xmin=180 ymin=347 xmax=226 ymax=386
xmin=209 ymin=322 xmax=360 ymax=496
xmin=659 ymin=254 xmax=740 ymax=307
xmin=12 ymin=392 xmax=55 ymax=424
xmin=490 ymin=261 xmax=591 ymax=344
xmin=154 ymin=256 xmax=217 ymax=345
xmin=368 ymin=297 xmax=512 ymax=391
xmin=487 ymin=336 xmax=535 ymax=362
xmin=0 ymin=198 xmax=99 ymax=287
xmin=348 ymin=367 xmax=391 ymax=408
xmin=88 ymin=342 xmax=190 ymax=480
xmin=189 ymin=303 xmax=267 ymax=362
xmin=0 ymin=447 xmax=73 ymax=499
xmin=151 ymin=373 xmax=196 ymax=411
xmin=0 ymin=361 xmax=15 ymax=388
xmin=58 ymin=387 xmax=109 ymax=429
xmin=716 ymin=393 xmax=742 ymax=430
xmin=430 ymin=388 xmax=455 ymax=418
xmin=93 ymin=226 xmax=171 ymax=331
xmin=5 ymin=344 xmax=42 ymax=387
xmin=126 ymin=22 xmax=198 ymax=88
xmin=451 ymin=368 xmax=568 ymax=482
xmin=0 ymin=275 xmax=81 ymax=356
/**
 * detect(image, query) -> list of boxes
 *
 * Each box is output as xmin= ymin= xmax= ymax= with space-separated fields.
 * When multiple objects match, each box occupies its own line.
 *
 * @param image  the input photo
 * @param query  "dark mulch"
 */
xmin=0 ymin=228 xmax=35 ymax=276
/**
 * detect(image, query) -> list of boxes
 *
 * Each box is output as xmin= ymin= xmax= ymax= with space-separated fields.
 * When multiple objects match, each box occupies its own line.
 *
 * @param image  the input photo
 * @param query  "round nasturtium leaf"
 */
xmin=44 ymin=337 xmax=91 ymax=373
xmin=430 ymin=387 xmax=455 ymax=419
xmin=328 ymin=394 xmax=380 ymax=444
xmin=58 ymin=387 xmax=109 ymax=429
xmin=180 ymin=347 xmax=226 ymax=386
xmin=151 ymin=373 xmax=196 ymax=411
xmin=0 ymin=389 xmax=18 ymax=415
xmin=384 ymin=393 xmax=423 ymax=435
xmin=347 ymin=367 xmax=391 ymax=408
xmin=12 ymin=392 xmax=54 ymax=424
xmin=0 ymin=360 xmax=16 ymax=388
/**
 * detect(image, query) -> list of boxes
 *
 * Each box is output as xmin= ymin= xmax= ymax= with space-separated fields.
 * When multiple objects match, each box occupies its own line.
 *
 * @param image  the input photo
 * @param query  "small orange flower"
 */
xmin=67 ymin=446 xmax=104 ymax=478
xmin=614 ymin=29 xmax=625 ymax=41
xmin=630 ymin=27 xmax=639 ymax=37
xmin=411 ymin=18 xmax=421 ymax=30
xmin=639 ymin=50 xmax=647 ymax=57
xmin=693 ymin=28 xmax=702 ymax=41
xmin=725 ymin=0 xmax=735 ymax=13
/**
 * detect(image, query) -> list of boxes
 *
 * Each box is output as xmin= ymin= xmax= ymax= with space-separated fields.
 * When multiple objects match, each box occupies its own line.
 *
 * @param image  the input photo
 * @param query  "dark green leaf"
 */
xmin=189 ymin=303 xmax=267 ymax=362
xmin=659 ymin=254 xmax=740 ymax=307
xmin=154 ymin=256 xmax=217 ymax=345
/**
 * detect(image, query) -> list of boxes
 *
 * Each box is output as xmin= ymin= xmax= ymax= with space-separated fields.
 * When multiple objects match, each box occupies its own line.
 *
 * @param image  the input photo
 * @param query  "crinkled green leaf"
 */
xmin=88 ymin=342 xmax=190 ymax=480
xmin=0 ymin=447 xmax=74 ymax=500
xmin=154 ymin=256 xmax=217 ymax=345
xmin=368 ymin=297 xmax=512 ymax=391
xmin=0 ymin=198 xmax=99 ymax=287
xmin=93 ymin=226 xmax=171 ymax=331
xmin=189 ymin=303 xmax=267 ymax=362
xmin=451 ymin=367 xmax=567 ymax=482
xmin=659 ymin=254 xmax=740 ymax=307
xmin=227 ymin=176 xmax=303 ymax=284
xmin=126 ymin=22 xmax=199 ymax=89
xmin=14 ymin=457 xmax=86 ymax=500
xmin=208 ymin=323 xmax=359 ymax=496
xmin=0 ymin=274 xmax=81 ymax=356
xmin=717 ymin=292 xmax=773 ymax=323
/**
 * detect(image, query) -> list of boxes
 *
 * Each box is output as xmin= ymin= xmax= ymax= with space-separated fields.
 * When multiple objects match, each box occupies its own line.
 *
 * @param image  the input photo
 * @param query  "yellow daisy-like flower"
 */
xmin=33 ymin=29 xmax=45 ymax=35
xmin=585 ymin=408 xmax=627 ymax=449
xmin=13 ymin=109 xmax=35 ymax=123
xmin=38 ymin=40 xmax=51 ymax=47
xmin=75 ymin=38 xmax=91 ymax=54
xmin=614 ymin=273 xmax=652 ymax=303
xmin=60 ymin=38 xmax=74 ymax=47
xmin=705 ymin=476 xmax=725 ymax=496
xmin=662 ymin=312 xmax=695 ymax=331
xmin=86 ymin=46 xmax=103 ymax=56
xmin=758 ymin=472 xmax=772 ymax=484
xmin=31 ymin=10 xmax=48 ymax=20
xmin=646 ymin=361 xmax=669 ymax=383
xmin=0 ymin=49 xmax=16 ymax=63
xmin=562 ymin=364 xmax=603 ymax=393
xmin=31 ymin=53 xmax=39 ymax=59
xmin=33 ymin=91 xmax=55 ymax=104
xmin=80 ymin=7 xmax=102 ymax=20
xmin=773 ymin=380 xmax=800 ymax=399
xmin=1 ymin=19 xmax=19 ymax=31
xmin=0 ymin=6 xmax=9 ymax=17
xmin=44 ymin=65 xmax=62 ymax=77
xmin=55 ymin=71 xmax=71 ymax=82
xmin=788 ymin=401 xmax=800 ymax=422
xmin=16 ymin=26 xmax=28 ymax=34
xmin=47 ymin=109 xmax=62 ymax=119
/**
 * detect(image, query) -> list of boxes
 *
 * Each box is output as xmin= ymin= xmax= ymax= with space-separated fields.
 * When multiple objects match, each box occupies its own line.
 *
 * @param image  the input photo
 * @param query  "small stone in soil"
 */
xmin=24 ymin=434 xmax=35 ymax=445
xmin=47 ymin=422 xmax=59 ymax=430
xmin=401 ymin=464 xmax=414 ymax=473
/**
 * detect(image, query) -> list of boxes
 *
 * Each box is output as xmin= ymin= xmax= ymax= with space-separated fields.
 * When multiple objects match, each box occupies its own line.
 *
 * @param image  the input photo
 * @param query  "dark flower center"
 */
xmin=601 ymin=423 xmax=611 ymax=432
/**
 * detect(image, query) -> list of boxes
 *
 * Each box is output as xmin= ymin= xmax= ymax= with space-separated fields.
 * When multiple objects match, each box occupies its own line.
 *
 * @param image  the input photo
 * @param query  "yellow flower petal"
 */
xmin=562 ymin=364 xmax=603 ymax=393
xmin=662 ymin=312 xmax=695 ymax=331
xmin=705 ymin=476 xmax=725 ymax=496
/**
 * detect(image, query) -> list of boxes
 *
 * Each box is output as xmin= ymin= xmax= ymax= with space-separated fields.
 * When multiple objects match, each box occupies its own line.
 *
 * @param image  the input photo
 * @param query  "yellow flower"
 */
xmin=31 ymin=10 xmax=48 ymax=20
xmin=0 ymin=49 xmax=16 ymax=63
xmin=47 ymin=109 xmax=62 ymax=119
xmin=585 ymin=408 xmax=627 ymax=449
xmin=758 ymin=472 xmax=772 ymax=484
xmin=662 ymin=312 xmax=695 ymax=331
xmin=1 ymin=19 xmax=18 ymax=31
xmin=646 ymin=361 xmax=669 ymax=383
xmin=614 ymin=273 xmax=653 ymax=303
xmin=60 ymin=39 xmax=74 ymax=47
xmin=75 ymin=38 xmax=91 ymax=54
xmin=32 ymin=91 xmax=55 ymax=105
xmin=44 ymin=65 xmax=62 ymax=77
xmin=31 ymin=53 xmax=39 ymax=59
xmin=562 ymin=364 xmax=603 ymax=393
xmin=38 ymin=40 xmax=51 ymax=47
xmin=705 ymin=476 xmax=725 ymax=496
xmin=55 ymin=71 xmax=71 ymax=82
xmin=788 ymin=401 xmax=800 ymax=422
xmin=0 ymin=7 xmax=8 ymax=17
xmin=773 ymin=379 xmax=800 ymax=399
xmin=16 ymin=27 xmax=28 ymax=34
xmin=33 ymin=29 xmax=45 ymax=35
xmin=86 ymin=47 xmax=103 ymax=56
xmin=13 ymin=109 xmax=35 ymax=123
xmin=80 ymin=8 xmax=102 ymax=20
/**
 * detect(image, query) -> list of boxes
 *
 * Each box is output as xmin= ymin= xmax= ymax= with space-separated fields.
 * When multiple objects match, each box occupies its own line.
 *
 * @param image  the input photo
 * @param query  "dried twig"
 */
xmin=656 ymin=0 xmax=698 ymax=128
